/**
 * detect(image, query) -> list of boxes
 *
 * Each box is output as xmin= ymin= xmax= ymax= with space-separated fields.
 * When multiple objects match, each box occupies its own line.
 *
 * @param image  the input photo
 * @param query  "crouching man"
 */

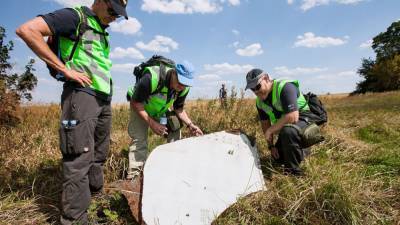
xmin=245 ymin=68 xmax=324 ymax=176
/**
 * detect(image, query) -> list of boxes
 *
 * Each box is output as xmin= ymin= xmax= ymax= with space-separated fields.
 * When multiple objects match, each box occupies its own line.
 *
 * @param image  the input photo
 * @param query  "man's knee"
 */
xmin=167 ymin=129 xmax=181 ymax=143
xmin=279 ymin=126 xmax=299 ymax=139
xmin=130 ymin=138 xmax=148 ymax=152
xmin=88 ymin=165 xmax=103 ymax=193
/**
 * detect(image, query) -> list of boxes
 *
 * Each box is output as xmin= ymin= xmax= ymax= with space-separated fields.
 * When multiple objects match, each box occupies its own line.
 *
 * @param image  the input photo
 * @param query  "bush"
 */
xmin=0 ymin=26 xmax=37 ymax=127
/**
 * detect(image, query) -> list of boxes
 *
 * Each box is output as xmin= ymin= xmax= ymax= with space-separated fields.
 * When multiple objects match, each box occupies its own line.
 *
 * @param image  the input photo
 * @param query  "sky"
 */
xmin=1 ymin=0 xmax=399 ymax=103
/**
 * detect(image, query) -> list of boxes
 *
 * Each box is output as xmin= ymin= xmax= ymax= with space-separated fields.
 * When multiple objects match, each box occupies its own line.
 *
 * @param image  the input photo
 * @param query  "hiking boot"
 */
xmin=283 ymin=167 xmax=305 ymax=177
xmin=91 ymin=189 xmax=105 ymax=199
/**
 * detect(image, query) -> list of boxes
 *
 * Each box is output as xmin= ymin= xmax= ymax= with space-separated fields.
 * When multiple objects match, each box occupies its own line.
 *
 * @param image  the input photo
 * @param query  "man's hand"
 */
xmin=64 ymin=69 xmax=92 ymax=87
xmin=131 ymin=102 xmax=168 ymax=137
xmin=270 ymin=146 xmax=279 ymax=159
xmin=149 ymin=119 xmax=168 ymax=136
xmin=188 ymin=123 xmax=203 ymax=136
xmin=265 ymin=128 xmax=278 ymax=158
xmin=264 ymin=129 xmax=273 ymax=144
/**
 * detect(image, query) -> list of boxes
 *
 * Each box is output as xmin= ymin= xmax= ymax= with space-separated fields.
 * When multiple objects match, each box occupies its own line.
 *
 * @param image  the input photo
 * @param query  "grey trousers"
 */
xmin=59 ymin=86 xmax=112 ymax=225
xmin=127 ymin=109 xmax=181 ymax=176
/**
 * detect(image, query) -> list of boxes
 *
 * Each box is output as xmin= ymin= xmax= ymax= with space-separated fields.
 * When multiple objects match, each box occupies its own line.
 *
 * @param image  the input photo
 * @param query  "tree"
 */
xmin=354 ymin=20 xmax=400 ymax=94
xmin=371 ymin=54 xmax=400 ymax=91
xmin=372 ymin=21 xmax=400 ymax=62
xmin=0 ymin=26 xmax=37 ymax=126
xmin=353 ymin=58 xmax=376 ymax=94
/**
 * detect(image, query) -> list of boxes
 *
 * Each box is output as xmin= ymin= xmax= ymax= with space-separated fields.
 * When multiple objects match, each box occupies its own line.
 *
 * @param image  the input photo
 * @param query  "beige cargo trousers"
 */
xmin=127 ymin=109 xmax=181 ymax=178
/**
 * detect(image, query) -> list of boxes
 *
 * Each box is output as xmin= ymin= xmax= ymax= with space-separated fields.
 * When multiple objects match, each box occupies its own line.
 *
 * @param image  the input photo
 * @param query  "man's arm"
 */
xmin=174 ymin=108 xmax=203 ymax=136
xmin=131 ymin=101 xmax=168 ymax=136
xmin=130 ymin=74 xmax=168 ymax=136
xmin=173 ymin=89 xmax=203 ymax=136
xmin=264 ymin=110 xmax=298 ymax=160
xmin=266 ymin=82 xmax=300 ymax=135
xmin=16 ymin=17 xmax=91 ymax=86
xmin=257 ymin=106 xmax=272 ymax=141
xmin=260 ymin=119 xmax=272 ymax=143
xmin=265 ymin=110 xmax=299 ymax=135
xmin=260 ymin=119 xmax=280 ymax=159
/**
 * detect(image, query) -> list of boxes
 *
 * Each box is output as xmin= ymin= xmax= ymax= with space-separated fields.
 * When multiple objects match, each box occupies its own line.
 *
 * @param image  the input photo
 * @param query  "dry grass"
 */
xmin=0 ymin=91 xmax=399 ymax=224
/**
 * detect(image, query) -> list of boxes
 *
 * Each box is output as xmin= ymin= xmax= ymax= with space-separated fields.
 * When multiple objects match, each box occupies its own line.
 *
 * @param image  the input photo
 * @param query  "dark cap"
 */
xmin=109 ymin=0 xmax=128 ymax=19
xmin=245 ymin=68 xmax=266 ymax=90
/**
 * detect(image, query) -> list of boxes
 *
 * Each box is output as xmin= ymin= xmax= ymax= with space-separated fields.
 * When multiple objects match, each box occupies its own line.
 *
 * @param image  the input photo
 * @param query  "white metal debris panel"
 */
xmin=142 ymin=131 xmax=266 ymax=225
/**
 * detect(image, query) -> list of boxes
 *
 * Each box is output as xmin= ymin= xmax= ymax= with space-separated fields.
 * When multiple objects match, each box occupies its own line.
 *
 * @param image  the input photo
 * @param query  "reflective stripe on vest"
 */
xmin=59 ymin=6 xmax=112 ymax=95
xmin=140 ymin=66 xmax=190 ymax=119
xmin=256 ymin=79 xmax=309 ymax=124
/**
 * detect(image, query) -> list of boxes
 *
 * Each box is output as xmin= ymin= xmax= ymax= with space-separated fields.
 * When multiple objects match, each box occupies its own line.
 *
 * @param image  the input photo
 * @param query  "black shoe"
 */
xmin=283 ymin=168 xmax=305 ymax=177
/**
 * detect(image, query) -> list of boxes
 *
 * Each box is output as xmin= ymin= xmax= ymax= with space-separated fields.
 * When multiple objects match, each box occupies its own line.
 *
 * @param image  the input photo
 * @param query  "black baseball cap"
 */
xmin=245 ymin=68 xmax=265 ymax=90
xmin=109 ymin=0 xmax=128 ymax=19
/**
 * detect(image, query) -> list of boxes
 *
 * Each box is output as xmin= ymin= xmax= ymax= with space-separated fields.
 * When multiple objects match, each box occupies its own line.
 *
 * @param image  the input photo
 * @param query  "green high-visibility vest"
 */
xmin=59 ymin=6 xmax=112 ymax=95
xmin=256 ymin=79 xmax=309 ymax=124
xmin=127 ymin=85 xmax=134 ymax=101
xmin=129 ymin=66 xmax=190 ymax=119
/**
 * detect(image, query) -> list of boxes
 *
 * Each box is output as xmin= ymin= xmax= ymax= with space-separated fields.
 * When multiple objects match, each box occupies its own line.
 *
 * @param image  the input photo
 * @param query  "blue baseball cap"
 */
xmin=175 ymin=61 xmax=195 ymax=87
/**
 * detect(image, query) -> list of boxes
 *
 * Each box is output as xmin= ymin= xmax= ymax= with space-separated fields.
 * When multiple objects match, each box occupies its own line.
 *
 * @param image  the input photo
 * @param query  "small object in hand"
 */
xmin=160 ymin=114 xmax=169 ymax=137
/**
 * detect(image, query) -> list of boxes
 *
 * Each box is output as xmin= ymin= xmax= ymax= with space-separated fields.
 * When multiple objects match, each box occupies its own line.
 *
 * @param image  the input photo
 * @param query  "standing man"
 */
xmin=126 ymin=61 xmax=203 ymax=180
xmin=16 ymin=1 xmax=128 ymax=224
xmin=219 ymin=83 xmax=227 ymax=108
xmin=245 ymin=68 xmax=321 ymax=176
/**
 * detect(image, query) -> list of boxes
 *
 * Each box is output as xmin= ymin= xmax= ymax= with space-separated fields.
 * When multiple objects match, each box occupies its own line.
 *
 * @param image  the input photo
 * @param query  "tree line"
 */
xmin=353 ymin=20 xmax=400 ymax=94
xmin=1 ymin=20 xmax=399 ymax=126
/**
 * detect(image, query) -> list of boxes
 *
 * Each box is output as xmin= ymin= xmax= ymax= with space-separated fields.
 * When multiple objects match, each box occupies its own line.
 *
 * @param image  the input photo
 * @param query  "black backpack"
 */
xmin=303 ymin=92 xmax=328 ymax=125
xmin=133 ymin=55 xmax=175 ymax=93
xmin=46 ymin=8 xmax=89 ymax=82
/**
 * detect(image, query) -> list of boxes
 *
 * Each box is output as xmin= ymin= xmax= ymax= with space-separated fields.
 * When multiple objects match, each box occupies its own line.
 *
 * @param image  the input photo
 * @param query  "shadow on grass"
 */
xmin=1 ymin=156 xmax=136 ymax=224
xmin=0 ymin=159 xmax=62 ymax=224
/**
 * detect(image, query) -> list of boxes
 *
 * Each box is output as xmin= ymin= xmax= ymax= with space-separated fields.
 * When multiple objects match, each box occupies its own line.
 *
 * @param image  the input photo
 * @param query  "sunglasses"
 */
xmin=105 ymin=1 xmax=121 ymax=18
xmin=251 ymin=83 xmax=261 ymax=92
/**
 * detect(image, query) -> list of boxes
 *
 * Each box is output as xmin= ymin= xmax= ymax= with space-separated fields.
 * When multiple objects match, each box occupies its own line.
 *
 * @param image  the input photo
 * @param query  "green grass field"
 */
xmin=0 ymin=91 xmax=399 ymax=224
